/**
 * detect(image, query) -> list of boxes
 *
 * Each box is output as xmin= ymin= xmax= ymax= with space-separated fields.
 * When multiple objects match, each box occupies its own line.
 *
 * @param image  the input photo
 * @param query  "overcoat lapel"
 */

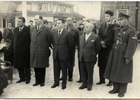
xmin=84 ymin=33 xmax=94 ymax=45
xmin=57 ymin=29 xmax=65 ymax=41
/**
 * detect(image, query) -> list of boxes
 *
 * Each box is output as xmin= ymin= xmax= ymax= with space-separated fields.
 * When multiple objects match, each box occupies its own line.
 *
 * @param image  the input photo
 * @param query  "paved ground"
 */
xmin=0 ymin=43 xmax=140 ymax=99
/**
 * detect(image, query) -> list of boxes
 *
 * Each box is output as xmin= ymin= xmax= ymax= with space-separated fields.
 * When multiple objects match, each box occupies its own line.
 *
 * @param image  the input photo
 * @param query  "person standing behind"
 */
xmin=97 ymin=10 xmax=115 ymax=86
xmin=79 ymin=23 xmax=101 ymax=91
xmin=28 ymin=20 xmax=34 ymax=28
xmin=66 ymin=17 xmax=79 ymax=82
xmin=14 ymin=17 xmax=31 ymax=84
xmin=30 ymin=15 xmax=52 ymax=87
xmin=104 ymin=12 xmax=137 ymax=97
xmin=51 ymin=19 xmax=75 ymax=89
xmin=0 ymin=31 xmax=2 ymax=43
xmin=3 ymin=22 xmax=14 ymax=46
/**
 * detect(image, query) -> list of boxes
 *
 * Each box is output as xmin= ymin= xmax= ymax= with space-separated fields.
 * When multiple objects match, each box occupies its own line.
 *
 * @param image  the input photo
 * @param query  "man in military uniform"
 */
xmin=66 ymin=17 xmax=79 ymax=81
xmin=97 ymin=10 xmax=115 ymax=86
xmin=104 ymin=12 xmax=137 ymax=97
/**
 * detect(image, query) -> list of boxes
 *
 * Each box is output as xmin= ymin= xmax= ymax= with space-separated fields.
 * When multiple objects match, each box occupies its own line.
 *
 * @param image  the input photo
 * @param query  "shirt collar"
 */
xmin=58 ymin=28 xmax=63 ymax=33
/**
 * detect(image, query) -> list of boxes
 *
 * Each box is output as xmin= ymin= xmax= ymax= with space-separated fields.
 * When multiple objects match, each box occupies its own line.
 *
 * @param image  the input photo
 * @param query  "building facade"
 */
xmin=0 ymin=1 xmax=85 ymax=32
xmin=100 ymin=1 xmax=140 ymax=30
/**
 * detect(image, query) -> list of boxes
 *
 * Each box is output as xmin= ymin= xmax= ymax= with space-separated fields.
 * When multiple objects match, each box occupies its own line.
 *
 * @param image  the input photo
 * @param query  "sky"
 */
xmin=65 ymin=1 xmax=101 ymax=20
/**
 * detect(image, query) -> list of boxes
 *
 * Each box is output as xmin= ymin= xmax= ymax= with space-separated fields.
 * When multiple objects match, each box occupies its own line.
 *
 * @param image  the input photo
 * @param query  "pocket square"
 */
xmin=91 ymin=40 xmax=94 ymax=42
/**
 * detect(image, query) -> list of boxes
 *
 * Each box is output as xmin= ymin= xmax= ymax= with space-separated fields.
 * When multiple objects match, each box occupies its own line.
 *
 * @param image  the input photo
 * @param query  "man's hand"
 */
xmin=102 ymin=45 xmax=107 ymax=48
xmin=100 ymin=41 xmax=105 ymax=45
xmin=125 ymin=59 xmax=130 ymax=64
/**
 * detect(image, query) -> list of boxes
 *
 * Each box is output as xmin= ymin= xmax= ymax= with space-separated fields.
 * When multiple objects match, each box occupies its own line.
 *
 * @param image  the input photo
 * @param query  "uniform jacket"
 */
xmin=79 ymin=32 xmax=101 ymax=63
xmin=104 ymin=25 xmax=137 ymax=83
xmin=52 ymin=28 xmax=75 ymax=62
xmin=98 ymin=22 xmax=115 ymax=67
xmin=14 ymin=25 xmax=30 ymax=68
xmin=30 ymin=25 xmax=52 ymax=68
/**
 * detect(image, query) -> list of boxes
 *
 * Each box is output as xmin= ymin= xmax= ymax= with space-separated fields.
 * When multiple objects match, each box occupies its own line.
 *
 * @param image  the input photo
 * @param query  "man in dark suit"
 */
xmin=30 ymin=15 xmax=52 ymax=87
xmin=51 ymin=19 xmax=75 ymax=89
xmin=97 ymin=10 xmax=115 ymax=86
xmin=66 ymin=17 xmax=79 ymax=81
xmin=14 ymin=17 xmax=31 ymax=84
xmin=79 ymin=23 xmax=101 ymax=91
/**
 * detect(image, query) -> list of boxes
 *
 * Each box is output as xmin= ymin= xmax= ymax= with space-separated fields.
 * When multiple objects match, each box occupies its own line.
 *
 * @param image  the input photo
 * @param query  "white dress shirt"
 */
xmin=58 ymin=28 xmax=63 ymax=35
xmin=85 ymin=32 xmax=92 ymax=41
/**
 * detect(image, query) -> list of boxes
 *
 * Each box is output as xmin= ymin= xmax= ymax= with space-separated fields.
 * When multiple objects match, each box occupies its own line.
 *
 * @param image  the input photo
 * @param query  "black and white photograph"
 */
xmin=0 ymin=0 xmax=140 ymax=99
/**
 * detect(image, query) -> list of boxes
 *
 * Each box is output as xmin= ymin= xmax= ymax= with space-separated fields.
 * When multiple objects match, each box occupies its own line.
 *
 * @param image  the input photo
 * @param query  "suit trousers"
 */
xmin=18 ymin=67 xmax=31 ymax=81
xmin=99 ymin=67 xmax=105 ymax=82
xmin=113 ymin=82 xmax=128 ymax=94
xmin=78 ymin=61 xmax=82 ymax=80
xmin=68 ymin=67 xmax=73 ymax=79
xmin=34 ymin=68 xmax=46 ymax=84
xmin=53 ymin=56 xmax=69 ymax=86
xmin=80 ymin=57 xmax=94 ymax=88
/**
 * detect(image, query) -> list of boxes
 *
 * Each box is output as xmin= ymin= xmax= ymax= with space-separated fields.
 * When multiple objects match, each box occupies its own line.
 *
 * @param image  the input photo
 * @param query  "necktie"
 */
xmin=37 ymin=26 xmax=40 ymax=32
xmin=58 ymin=30 xmax=61 ymax=36
xmin=19 ymin=27 xmax=22 ymax=32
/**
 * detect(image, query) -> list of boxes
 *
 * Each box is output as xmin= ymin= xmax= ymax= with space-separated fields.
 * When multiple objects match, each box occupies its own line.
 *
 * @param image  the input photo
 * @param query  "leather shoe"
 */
xmin=16 ymin=79 xmax=25 ymax=83
xmin=87 ymin=87 xmax=92 ymax=91
xmin=51 ymin=84 xmax=59 ymax=88
xmin=62 ymin=85 xmax=66 ymax=89
xmin=77 ymin=80 xmax=82 ymax=83
xmin=96 ymin=82 xmax=105 ymax=85
xmin=26 ymin=80 xmax=30 ymax=84
xmin=79 ymin=85 xmax=87 ymax=89
xmin=40 ymin=83 xmax=45 ymax=87
xmin=33 ymin=83 xmax=40 ymax=86
xmin=68 ymin=78 xmax=73 ymax=82
xmin=107 ymin=83 xmax=113 ymax=86
xmin=118 ymin=93 xmax=125 ymax=97
xmin=109 ymin=90 xmax=119 ymax=94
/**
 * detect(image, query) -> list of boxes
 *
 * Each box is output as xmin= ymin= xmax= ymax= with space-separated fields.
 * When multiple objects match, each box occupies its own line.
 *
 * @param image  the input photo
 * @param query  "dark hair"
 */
xmin=73 ymin=20 xmax=77 ymax=23
xmin=30 ymin=20 xmax=33 ymax=22
xmin=58 ymin=19 xmax=66 ymax=24
xmin=39 ymin=15 xmax=43 ymax=20
xmin=44 ymin=20 xmax=48 ymax=24
xmin=5 ymin=39 xmax=11 ymax=44
xmin=18 ymin=17 xmax=26 ymax=22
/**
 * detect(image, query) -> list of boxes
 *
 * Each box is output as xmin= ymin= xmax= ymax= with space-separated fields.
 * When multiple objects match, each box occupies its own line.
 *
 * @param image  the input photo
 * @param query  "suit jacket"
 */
xmin=14 ymin=25 xmax=30 ymax=68
xmin=0 ymin=46 xmax=14 ymax=66
xmin=52 ymin=28 xmax=75 ymax=61
xmin=79 ymin=32 xmax=101 ymax=63
xmin=3 ymin=27 xmax=14 ymax=40
xmin=30 ymin=25 xmax=52 ymax=68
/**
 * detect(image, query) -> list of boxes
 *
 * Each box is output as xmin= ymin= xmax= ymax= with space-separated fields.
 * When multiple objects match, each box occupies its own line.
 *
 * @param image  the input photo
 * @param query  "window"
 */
xmin=38 ymin=4 xmax=42 ymax=10
xmin=60 ymin=5 xmax=66 ymax=12
xmin=42 ymin=4 xmax=48 ymax=11
xmin=27 ymin=4 xmax=31 ymax=11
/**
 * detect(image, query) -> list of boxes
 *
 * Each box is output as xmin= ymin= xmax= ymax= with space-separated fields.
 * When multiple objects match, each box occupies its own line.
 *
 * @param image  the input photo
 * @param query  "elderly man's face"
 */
xmin=84 ymin=23 xmax=94 ymax=34
xmin=34 ymin=15 xmax=42 ymax=26
xmin=118 ymin=18 xmax=127 ymax=27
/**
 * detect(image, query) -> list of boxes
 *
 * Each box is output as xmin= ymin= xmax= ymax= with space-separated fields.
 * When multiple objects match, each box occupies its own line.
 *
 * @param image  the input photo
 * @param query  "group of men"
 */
xmin=11 ymin=10 xmax=137 ymax=97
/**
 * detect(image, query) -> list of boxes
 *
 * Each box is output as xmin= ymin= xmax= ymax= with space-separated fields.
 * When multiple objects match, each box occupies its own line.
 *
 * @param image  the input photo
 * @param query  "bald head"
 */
xmin=34 ymin=15 xmax=43 ymax=26
xmin=84 ymin=23 xmax=94 ymax=34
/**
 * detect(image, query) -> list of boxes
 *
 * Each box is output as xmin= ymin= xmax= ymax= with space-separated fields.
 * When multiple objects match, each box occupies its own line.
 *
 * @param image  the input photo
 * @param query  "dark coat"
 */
xmin=0 ymin=31 xmax=2 ymax=43
xmin=3 ymin=27 xmax=14 ymax=41
xmin=0 ymin=46 xmax=14 ymax=66
xmin=0 ymin=66 xmax=8 ymax=90
xmin=98 ymin=22 xmax=115 ymax=68
xmin=52 ymin=28 xmax=75 ymax=64
xmin=30 ymin=25 xmax=52 ymax=68
xmin=67 ymin=26 xmax=79 ymax=67
xmin=79 ymin=32 xmax=101 ymax=63
xmin=14 ymin=25 xmax=30 ymax=68
xmin=104 ymin=25 xmax=137 ymax=83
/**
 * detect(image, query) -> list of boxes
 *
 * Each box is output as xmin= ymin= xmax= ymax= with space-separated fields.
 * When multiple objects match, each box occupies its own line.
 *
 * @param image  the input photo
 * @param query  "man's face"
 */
xmin=57 ymin=20 xmax=64 ymax=29
xmin=34 ymin=16 xmax=42 ymax=26
xmin=118 ymin=18 xmax=127 ymax=27
xmin=84 ymin=24 xmax=93 ymax=34
xmin=8 ymin=23 xmax=12 ymax=27
xmin=5 ymin=42 xmax=10 ymax=47
xmin=73 ymin=23 xmax=77 ymax=28
xmin=105 ymin=14 xmax=111 ymax=22
xmin=67 ymin=18 xmax=72 ymax=26
xmin=17 ymin=19 xmax=24 ymax=27
xmin=30 ymin=22 xmax=33 ymax=25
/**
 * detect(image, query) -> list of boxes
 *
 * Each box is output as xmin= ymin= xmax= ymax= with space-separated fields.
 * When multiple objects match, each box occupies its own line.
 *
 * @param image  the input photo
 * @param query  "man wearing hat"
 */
xmin=97 ymin=10 xmax=115 ymax=86
xmin=104 ymin=12 xmax=137 ymax=97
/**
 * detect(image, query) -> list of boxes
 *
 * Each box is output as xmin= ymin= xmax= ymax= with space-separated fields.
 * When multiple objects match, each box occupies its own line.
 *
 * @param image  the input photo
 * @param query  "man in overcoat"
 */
xmin=14 ymin=17 xmax=31 ymax=84
xmin=97 ymin=10 xmax=115 ymax=86
xmin=104 ymin=12 xmax=138 ymax=97
xmin=66 ymin=17 xmax=79 ymax=81
xmin=79 ymin=23 xmax=101 ymax=91
xmin=30 ymin=15 xmax=52 ymax=87
xmin=51 ymin=19 xmax=75 ymax=89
